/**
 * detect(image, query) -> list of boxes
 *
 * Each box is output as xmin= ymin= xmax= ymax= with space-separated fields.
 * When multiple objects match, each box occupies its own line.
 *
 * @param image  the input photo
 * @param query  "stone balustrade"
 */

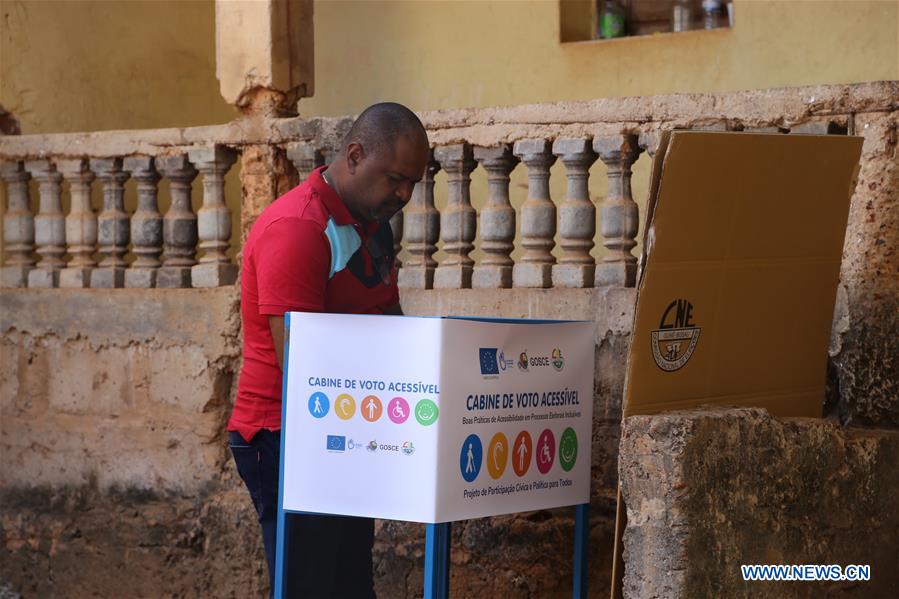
xmin=0 ymin=147 xmax=238 ymax=288
xmin=3 ymin=81 xmax=891 ymax=290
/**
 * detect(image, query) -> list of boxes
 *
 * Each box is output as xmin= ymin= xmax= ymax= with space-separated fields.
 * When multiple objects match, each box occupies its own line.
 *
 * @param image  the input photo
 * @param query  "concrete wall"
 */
xmin=619 ymin=408 xmax=899 ymax=598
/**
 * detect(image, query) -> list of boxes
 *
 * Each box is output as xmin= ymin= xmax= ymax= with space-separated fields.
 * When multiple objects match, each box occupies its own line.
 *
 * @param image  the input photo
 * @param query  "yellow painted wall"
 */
xmin=0 ymin=0 xmax=234 ymax=134
xmin=3 ymin=1 xmax=895 ymax=132
xmin=1 ymin=0 xmax=897 ymax=264
xmin=299 ymin=0 xmax=898 ymax=116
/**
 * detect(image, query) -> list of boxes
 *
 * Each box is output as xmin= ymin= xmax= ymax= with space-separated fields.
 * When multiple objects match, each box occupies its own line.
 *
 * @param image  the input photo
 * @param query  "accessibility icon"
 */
xmin=308 ymin=392 xmax=329 ymax=418
xmin=335 ymin=393 xmax=356 ymax=420
xmin=512 ymin=431 xmax=532 ymax=477
xmin=362 ymin=395 xmax=383 ymax=422
xmin=459 ymin=434 xmax=483 ymax=483
xmin=487 ymin=432 xmax=509 ymax=479
xmin=559 ymin=427 xmax=578 ymax=472
xmin=414 ymin=399 xmax=439 ymax=426
xmin=536 ymin=428 xmax=556 ymax=474
xmin=388 ymin=396 xmax=410 ymax=424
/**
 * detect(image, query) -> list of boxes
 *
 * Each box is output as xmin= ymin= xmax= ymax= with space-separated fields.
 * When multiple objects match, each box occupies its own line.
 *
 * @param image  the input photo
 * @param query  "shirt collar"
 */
xmin=311 ymin=166 xmax=356 ymax=226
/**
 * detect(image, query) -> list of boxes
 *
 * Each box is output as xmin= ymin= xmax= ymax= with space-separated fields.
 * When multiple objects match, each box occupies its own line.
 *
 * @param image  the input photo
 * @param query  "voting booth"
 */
xmin=276 ymin=313 xmax=595 ymax=598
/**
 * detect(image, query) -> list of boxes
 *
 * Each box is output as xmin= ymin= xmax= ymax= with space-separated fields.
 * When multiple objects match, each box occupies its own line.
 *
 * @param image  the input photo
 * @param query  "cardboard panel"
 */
xmin=625 ymin=131 xmax=862 ymax=418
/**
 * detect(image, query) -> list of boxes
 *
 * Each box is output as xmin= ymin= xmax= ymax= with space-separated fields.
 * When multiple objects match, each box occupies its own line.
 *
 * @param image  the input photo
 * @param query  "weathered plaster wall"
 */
xmin=619 ymin=408 xmax=899 ymax=598
xmin=0 ymin=287 xmax=635 ymax=597
xmin=0 ymin=289 xmax=242 ymax=492
xmin=830 ymin=111 xmax=899 ymax=427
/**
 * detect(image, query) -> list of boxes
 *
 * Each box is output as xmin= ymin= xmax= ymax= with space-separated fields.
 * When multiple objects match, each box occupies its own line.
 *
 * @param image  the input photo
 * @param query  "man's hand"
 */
xmin=269 ymin=316 xmax=285 ymax=369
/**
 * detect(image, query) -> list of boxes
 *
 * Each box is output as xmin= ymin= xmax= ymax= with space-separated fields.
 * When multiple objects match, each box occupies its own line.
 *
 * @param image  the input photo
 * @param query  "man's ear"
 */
xmin=346 ymin=142 xmax=366 ymax=174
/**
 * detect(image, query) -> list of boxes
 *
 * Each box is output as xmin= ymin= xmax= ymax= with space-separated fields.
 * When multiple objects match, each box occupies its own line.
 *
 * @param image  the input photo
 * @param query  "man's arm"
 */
xmin=269 ymin=316 xmax=285 ymax=369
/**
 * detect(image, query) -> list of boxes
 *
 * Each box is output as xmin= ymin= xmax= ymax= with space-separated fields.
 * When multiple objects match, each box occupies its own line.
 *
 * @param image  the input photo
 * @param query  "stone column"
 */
xmin=123 ymin=156 xmax=163 ymax=288
xmin=433 ymin=144 xmax=477 ymax=289
xmin=472 ymin=145 xmax=518 ymax=289
xmin=594 ymin=135 xmax=642 ymax=288
xmin=512 ymin=139 xmax=557 ymax=288
xmin=57 ymin=159 xmax=96 ymax=288
xmin=215 ymin=0 xmax=314 ymax=114
xmin=240 ymin=145 xmax=296 ymax=245
xmin=397 ymin=153 xmax=440 ymax=289
xmin=0 ymin=161 xmax=34 ymax=288
xmin=188 ymin=146 xmax=238 ymax=287
xmin=156 ymin=154 xmax=198 ymax=288
xmin=89 ymin=158 xmax=131 ymax=288
xmin=25 ymin=160 xmax=64 ymax=288
xmin=552 ymin=138 xmax=598 ymax=288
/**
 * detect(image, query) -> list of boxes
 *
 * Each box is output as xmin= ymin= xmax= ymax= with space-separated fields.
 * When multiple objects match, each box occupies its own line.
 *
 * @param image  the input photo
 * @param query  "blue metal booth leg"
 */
xmin=572 ymin=503 xmax=589 ymax=599
xmin=424 ymin=522 xmax=452 ymax=599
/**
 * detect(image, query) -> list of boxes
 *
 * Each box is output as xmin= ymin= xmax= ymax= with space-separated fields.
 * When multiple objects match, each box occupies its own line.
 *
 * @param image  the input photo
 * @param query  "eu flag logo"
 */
xmin=479 ymin=348 xmax=499 ymax=375
xmin=326 ymin=435 xmax=346 ymax=452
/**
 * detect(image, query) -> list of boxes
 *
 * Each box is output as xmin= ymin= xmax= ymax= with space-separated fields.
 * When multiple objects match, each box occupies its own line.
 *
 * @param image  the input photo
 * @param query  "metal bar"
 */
xmin=274 ymin=314 xmax=292 ymax=599
xmin=573 ymin=503 xmax=590 ymax=599
xmin=424 ymin=522 xmax=452 ymax=599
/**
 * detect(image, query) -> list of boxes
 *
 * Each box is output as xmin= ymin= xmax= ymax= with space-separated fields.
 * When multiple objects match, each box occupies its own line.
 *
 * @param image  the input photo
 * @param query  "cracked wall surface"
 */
xmin=1 ymin=287 xmax=634 ymax=597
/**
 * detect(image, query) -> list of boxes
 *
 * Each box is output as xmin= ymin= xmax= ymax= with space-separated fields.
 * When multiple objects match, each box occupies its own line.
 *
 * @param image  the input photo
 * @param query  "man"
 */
xmin=227 ymin=102 xmax=429 ymax=597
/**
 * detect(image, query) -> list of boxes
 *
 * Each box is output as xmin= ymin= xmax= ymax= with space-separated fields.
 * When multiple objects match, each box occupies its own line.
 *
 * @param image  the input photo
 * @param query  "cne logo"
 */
xmin=651 ymin=299 xmax=701 ymax=372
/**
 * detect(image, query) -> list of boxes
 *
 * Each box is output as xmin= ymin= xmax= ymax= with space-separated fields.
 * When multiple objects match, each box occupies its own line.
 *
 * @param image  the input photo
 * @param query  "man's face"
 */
xmin=344 ymin=134 xmax=429 ymax=223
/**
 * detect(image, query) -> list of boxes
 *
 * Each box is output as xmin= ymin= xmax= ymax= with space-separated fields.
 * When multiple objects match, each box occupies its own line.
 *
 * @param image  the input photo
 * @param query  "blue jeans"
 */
xmin=228 ymin=430 xmax=376 ymax=598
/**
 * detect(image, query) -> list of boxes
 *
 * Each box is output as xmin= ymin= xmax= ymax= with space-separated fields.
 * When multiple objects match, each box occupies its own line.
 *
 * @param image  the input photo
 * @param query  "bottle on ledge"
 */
xmin=597 ymin=0 xmax=626 ymax=39
xmin=701 ymin=0 xmax=726 ymax=29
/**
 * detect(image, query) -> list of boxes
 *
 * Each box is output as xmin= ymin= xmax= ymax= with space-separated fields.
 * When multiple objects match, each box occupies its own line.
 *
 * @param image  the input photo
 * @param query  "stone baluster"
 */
xmin=397 ymin=153 xmax=440 ymax=289
xmin=89 ymin=158 xmax=130 ymax=288
xmin=433 ymin=144 xmax=477 ymax=289
xmin=188 ymin=146 xmax=238 ymax=287
xmin=638 ymin=131 xmax=662 ymax=159
xmin=286 ymin=142 xmax=324 ymax=182
xmin=472 ymin=145 xmax=518 ymax=288
xmin=322 ymin=149 xmax=339 ymax=168
xmin=594 ymin=135 xmax=642 ymax=287
xmin=57 ymin=159 xmax=97 ymax=288
xmin=512 ymin=139 xmax=557 ymax=288
xmin=123 ymin=156 xmax=163 ymax=288
xmin=24 ymin=160 xmax=65 ymax=288
xmin=0 ymin=161 xmax=34 ymax=288
xmin=156 ymin=154 xmax=198 ymax=288
xmin=389 ymin=209 xmax=403 ymax=268
xmin=552 ymin=139 xmax=598 ymax=288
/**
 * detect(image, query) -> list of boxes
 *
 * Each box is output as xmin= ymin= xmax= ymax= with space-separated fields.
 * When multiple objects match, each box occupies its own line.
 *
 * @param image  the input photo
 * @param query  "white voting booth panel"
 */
xmin=281 ymin=313 xmax=594 ymax=523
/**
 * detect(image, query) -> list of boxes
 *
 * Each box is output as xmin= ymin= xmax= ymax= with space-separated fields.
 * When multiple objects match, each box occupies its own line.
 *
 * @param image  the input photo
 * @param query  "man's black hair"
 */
xmin=342 ymin=102 xmax=427 ymax=156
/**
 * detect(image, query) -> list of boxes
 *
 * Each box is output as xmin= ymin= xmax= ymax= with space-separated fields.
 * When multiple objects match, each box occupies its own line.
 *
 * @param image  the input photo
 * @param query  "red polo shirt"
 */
xmin=228 ymin=167 xmax=399 ymax=442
